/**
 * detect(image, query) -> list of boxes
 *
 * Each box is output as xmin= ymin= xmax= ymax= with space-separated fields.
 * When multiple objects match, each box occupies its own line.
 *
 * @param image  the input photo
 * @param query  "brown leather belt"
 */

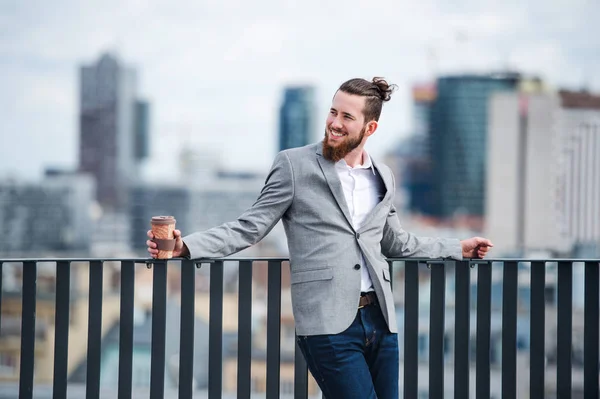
xmin=358 ymin=292 xmax=377 ymax=309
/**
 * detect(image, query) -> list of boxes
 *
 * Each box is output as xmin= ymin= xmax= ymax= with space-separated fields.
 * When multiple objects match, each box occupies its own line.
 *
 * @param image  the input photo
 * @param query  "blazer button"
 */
xmin=356 ymin=233 xmax=361 ymax=239
xmin=354 ymin=264 xmax=361 ymax=270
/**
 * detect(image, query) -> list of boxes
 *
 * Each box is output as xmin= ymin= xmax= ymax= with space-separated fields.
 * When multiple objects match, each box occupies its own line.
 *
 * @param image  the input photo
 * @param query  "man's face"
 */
xmin=322 ymin=91 xmax=369 ymax=162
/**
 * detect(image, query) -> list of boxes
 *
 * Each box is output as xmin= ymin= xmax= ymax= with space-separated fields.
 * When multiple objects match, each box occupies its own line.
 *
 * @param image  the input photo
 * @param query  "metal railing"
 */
xmin=1 ymin=257 xmax=599 ymax=399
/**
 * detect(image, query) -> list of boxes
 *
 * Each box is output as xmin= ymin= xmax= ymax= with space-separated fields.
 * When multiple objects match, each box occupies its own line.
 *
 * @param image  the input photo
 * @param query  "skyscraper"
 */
xmin=485 ymin=88 xmax=600 ymax=256
xmin=395 ymin=83 xmax=437 ymax=215
xmin=430 ymin=73 xmax=519 ymax=222
xmin=278 ymin=86 xmax=315 ymax=151
xmin=79 ymin=53 xmax=149 ymax=210
xmin=485 ymin=90 xmax=561 ymax=255
xmin=556 ymin=91 xmax=600 ymax=252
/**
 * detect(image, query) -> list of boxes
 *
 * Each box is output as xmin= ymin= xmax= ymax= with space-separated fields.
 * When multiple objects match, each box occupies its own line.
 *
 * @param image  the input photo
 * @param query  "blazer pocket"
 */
xmin=383 ymin=268 xmax=391 ymax=282
xmin=291 ymin=267 xmax=333 ymax=284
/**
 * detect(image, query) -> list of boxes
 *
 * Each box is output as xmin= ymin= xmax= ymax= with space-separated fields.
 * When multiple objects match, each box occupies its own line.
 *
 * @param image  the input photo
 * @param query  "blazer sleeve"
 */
xmin=182 ymin=151 xmax=294 ymax=259
xmin=380 ymin=204 xmax=463 ymax=260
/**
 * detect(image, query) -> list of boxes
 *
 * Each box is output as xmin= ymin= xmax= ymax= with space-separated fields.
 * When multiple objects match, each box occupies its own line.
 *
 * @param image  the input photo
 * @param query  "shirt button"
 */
xmin=354 ymin=264 xmax=361 ymax=270
xmin=356 ymin=233 xmax=361 ymax=239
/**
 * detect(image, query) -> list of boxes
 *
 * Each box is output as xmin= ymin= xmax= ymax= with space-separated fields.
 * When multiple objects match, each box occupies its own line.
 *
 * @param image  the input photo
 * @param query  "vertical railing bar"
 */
xmin=584 ymin=261 xmax=599 ymax=399
xmin=237 ymin=261 xmax=253 ymax=399
xmin=557 ymin=261 xmax=573 ymax=398
xmin=53 ymin=261 xmax=71 ymax=399
xmin=266 ymin=260 xmax=282 ymax=399
xmin=86 ymin=260 xmax=103 ymax=399
xmin=529 ymin=261 xmax=546 ymax=399
xmin=150 ymin=260 xmax=168 ymax=399
xmin=476 ymin=262 xmax=492 ymax=399
xmin=429 ymin=261 xmax=446 ymax=399
xmin=294 ymin=335 xmax=308 ymax=399
xmin=118 ymin=261 xmax=135 ymax=399
xmin=178 ymin=259 xmax=196 ymax=399
xmin=501 ymin=261 xmax=518 ymax=399
xmin=454 ymin=261 xmax=470 ymax=399
xmin=208 ymin=261 xmax=224 ymax=399
xmin=0 ymin=262 xmax=3 ymax=333
xmin=19 ymin=261 xmax=37 ymax=399
xmin=404 ymin=261 xmax=419 ymax=399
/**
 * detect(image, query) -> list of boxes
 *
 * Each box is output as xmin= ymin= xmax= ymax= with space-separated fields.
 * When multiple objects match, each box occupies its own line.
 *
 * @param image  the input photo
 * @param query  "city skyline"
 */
xmin=1 ymin=0 xmax=599 ymax=182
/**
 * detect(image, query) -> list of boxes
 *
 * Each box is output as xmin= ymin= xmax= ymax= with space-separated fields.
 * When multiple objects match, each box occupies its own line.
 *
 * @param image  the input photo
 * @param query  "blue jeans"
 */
xmin=297 ymin=301 xmax=399 ymax=399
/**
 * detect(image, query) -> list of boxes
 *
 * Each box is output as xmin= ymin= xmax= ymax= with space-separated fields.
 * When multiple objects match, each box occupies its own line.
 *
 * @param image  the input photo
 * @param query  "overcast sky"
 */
xmin=1 ymin=0 xmax=599 ymax=181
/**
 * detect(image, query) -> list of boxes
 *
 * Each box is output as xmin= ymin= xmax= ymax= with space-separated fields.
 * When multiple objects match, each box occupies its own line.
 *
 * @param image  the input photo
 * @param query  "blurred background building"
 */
xmin=391 ymin=83 xmax=436 ymax=216
xmin=0 ymin=172 xmax=95 ymax=255
xmin=429 ymin=73 xmax=521 ymax=228
xmin=129 ymin=176 xmax=265 ymax=252
xmin=485 ymin=87 xmax=600 ymax=256
xmin=79 ymin=53 xmax=150 ymax=211
xmin=278 ymin=86 xmax=316 ymax=152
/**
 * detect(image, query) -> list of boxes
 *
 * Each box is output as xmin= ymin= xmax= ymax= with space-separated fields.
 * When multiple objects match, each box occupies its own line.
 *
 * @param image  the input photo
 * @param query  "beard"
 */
xmin=322 ymin=125 xmax=366 ymax=162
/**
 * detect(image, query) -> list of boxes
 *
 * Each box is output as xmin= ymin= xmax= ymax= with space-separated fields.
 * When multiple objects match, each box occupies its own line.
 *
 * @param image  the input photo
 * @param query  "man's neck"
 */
xmin=343 ymin=147 xmax=365 ymax=168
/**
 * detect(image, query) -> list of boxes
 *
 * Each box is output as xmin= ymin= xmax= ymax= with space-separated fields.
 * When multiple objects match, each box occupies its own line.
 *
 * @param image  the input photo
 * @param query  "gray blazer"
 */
xmin=183 ymin=143 xmax=462 ymax=335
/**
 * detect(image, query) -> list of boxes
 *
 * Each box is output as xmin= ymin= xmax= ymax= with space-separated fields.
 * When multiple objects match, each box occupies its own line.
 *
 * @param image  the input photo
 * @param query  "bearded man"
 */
xmin=147 ymin=77 xmax=493 ymax=399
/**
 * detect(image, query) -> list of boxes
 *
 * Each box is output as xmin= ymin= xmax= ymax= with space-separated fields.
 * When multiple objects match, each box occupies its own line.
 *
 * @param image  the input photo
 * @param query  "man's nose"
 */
xmin=330 ymin=117 xmax=343 ymax=130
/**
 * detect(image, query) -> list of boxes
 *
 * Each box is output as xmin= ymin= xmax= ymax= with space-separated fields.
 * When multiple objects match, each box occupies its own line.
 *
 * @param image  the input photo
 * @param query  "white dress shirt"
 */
xmin=335 ymin=151 xmax=386 ymax=292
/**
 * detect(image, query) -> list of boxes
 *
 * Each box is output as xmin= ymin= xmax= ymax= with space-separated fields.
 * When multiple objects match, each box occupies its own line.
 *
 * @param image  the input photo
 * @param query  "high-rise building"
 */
xmin=79 ymin=53 xmax=149 ymax=210
xmin=278 ymin=86 xmax=315 ymax=151
xmin=485 ymin=88 xmax=600 ymax=256
xmin=394 ymin=83 xmax=437 ymax=215
xmin=430 ymin=74 xmax=520 ymax=222
xmin=556 ymin=91 xmax=600 ymax=253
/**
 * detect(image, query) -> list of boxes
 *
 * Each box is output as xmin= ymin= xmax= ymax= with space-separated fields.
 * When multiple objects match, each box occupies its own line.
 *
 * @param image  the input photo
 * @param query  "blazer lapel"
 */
xmin=315 ymin=146 xmax=354 ymax=229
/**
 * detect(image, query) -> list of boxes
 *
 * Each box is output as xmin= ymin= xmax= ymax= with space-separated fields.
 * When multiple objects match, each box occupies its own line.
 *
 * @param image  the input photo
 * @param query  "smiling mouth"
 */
xmin=330 ymin=130 xmax=346 ymax=138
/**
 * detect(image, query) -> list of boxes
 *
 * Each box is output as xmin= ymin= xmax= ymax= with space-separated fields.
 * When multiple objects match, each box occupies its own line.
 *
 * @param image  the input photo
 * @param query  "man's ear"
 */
xmin=365 ymin=120 xmax=378 ymax=137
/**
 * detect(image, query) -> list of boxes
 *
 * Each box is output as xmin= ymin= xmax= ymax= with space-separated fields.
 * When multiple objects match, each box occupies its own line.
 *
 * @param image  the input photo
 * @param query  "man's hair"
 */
xmin=337 ymin=77 xmax=397 ymax=122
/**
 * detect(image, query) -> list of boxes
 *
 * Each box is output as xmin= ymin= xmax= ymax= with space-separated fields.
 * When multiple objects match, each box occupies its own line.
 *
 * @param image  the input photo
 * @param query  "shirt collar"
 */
xmin=335 ymin=150 xmax=376 ymax=175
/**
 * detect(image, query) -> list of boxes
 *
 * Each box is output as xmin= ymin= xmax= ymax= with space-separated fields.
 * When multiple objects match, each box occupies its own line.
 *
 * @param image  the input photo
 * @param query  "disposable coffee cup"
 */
xmin=150 ymin=216 xmax=177 ymax=259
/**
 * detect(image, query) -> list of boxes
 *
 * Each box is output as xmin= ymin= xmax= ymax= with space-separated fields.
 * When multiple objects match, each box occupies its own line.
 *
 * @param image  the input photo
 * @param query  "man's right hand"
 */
xmin=146 ymin=229 xmax=187 ymax=258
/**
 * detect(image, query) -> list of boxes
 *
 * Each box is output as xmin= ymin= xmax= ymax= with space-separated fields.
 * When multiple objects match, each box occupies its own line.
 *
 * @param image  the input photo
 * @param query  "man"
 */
xmin=147 ymin=77 xmax=493 ymax=399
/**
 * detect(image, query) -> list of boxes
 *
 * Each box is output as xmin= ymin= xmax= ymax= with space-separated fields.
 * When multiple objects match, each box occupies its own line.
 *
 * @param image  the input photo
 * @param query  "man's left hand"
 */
xmin=461 ymin=237 xmax=494 ymax=259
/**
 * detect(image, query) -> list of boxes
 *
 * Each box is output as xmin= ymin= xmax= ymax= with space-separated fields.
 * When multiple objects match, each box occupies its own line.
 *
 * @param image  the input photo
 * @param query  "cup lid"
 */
xmin=151 ymin=216 xmax=176 ymax=225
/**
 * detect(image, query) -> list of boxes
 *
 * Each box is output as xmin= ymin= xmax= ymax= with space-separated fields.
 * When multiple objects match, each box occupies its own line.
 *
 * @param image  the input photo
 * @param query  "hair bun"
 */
xmin=372 ymin=77 xmax=397 ymax=102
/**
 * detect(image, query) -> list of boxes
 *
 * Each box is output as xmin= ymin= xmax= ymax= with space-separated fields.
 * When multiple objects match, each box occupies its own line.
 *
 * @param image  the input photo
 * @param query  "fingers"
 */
xmin=146 ymin=234 xmax=158 ymax=258
xmin=147 ymin=248 xmax=158 ymax=258
xmin=476 ymin=237 xmax=494 ymax=248
xmin=477 ymin=245 xmax=491 ymax=258
xmin=174 ymin=229 xmax=182 ymax=238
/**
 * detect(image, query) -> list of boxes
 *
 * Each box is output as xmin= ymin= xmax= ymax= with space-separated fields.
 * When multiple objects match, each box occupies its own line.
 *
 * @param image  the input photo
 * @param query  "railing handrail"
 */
xmin=1 ymin=256 xmax=600 ymax=262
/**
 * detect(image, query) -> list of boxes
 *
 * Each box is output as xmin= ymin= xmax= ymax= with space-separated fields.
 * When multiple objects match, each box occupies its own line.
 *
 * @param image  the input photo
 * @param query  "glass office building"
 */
xmin=430 ymin=74 xmax=519 ymax=218
xmin=278 ymin=86 xmax=316 ymax=151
